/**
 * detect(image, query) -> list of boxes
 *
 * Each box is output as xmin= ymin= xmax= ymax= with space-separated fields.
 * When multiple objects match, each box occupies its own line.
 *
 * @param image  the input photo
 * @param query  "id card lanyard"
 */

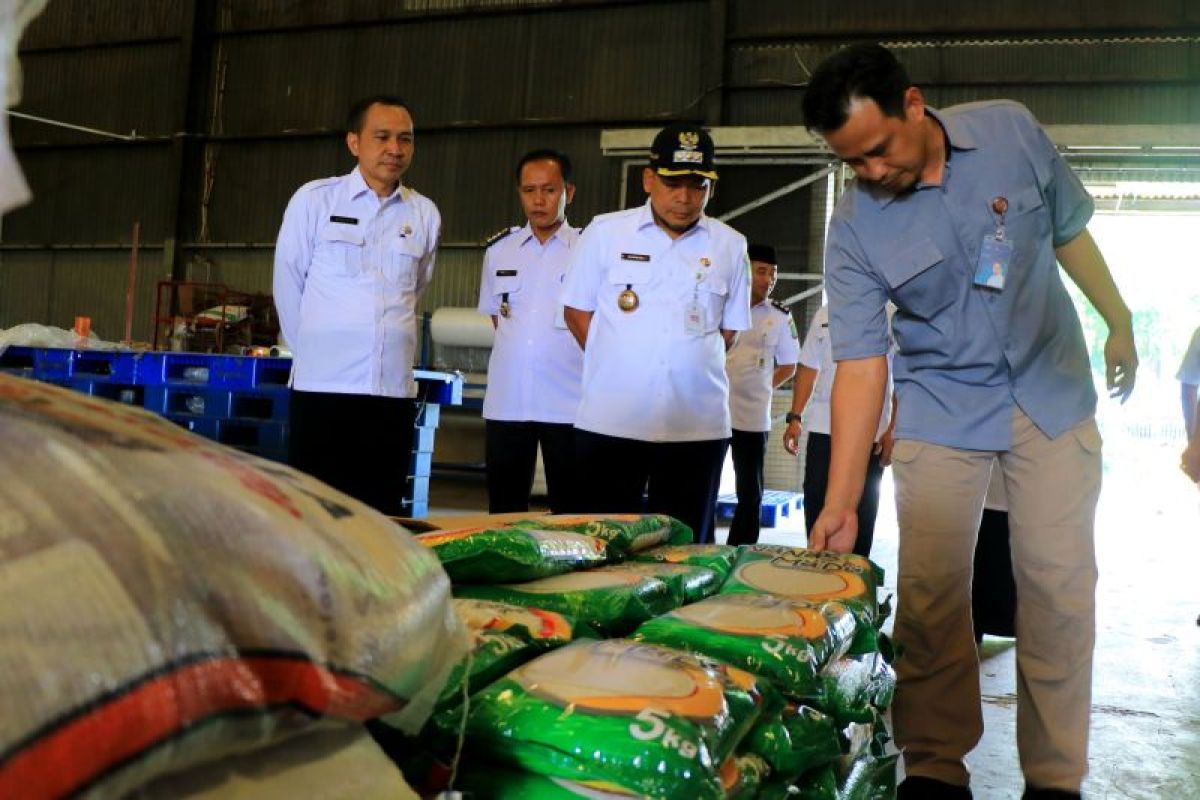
xmin=974 ymin=195 xmax=1012 ymax=291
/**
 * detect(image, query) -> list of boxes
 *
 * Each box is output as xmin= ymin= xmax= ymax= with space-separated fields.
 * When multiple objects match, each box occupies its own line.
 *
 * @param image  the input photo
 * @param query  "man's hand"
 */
xmin=808 ymin=507 xmax=858 ymax=553
xmin=874 ymin=428 xmax=895 ymax=466
xmin=1183 ymin=439 xmax=1200 ymax=484
xmin=1105 ymin=326 xmax=1138 ymax=403
xmin=783 ymin=419 xmax=802 ymax=455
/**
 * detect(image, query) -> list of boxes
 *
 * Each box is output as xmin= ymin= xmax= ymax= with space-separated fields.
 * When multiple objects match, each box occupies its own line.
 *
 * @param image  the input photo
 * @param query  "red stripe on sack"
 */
xmin=0 ymin=655 xmax=400 ymax=799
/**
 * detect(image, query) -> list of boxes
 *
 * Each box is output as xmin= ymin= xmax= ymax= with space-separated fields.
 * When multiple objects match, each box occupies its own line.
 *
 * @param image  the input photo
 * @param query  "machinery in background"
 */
xmin=152 ymin=281 xmax=279 ymax=354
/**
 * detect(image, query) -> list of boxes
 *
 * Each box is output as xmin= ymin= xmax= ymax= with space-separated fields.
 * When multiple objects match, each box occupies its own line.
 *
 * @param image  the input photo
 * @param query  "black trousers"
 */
xmin=802 ymin=431 xmax=884 ymax=558
xmin=289 ymin=389 xmax=416 ymax=516
xmin=972 ymin=508 xmax=1017 ymax=640
xmin=727 ymin=429 xmax=769 ymax=545
xmin=574 ymin=429 xmax=727 ymax=544
xmin=485 ymin=420 xmax=577 ymax=514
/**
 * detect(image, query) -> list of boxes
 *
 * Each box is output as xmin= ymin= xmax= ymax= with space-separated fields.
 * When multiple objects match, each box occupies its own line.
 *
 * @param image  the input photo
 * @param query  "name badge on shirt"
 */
xmin=974 ymin=235 xmax=1012 ymax=291
xmin=621 ymin=252 xmax=651 ymax=262
xmin=329 ymin=215 xmax=358 ymax=225
xmin=496 ymin=269 xmax=518 ymax=277
xmin=684 ymin=299 xmax=705 ymax=336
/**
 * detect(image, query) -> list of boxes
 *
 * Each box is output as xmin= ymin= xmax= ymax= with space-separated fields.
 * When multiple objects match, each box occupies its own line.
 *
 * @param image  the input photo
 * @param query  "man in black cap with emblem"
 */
xmin=562 ymin=122 xmax=752 ymax=543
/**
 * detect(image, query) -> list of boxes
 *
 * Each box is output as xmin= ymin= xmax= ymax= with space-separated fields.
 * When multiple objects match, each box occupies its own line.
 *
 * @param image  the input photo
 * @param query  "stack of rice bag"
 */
xmin=402 ymin=515 xmax=898 ymax=799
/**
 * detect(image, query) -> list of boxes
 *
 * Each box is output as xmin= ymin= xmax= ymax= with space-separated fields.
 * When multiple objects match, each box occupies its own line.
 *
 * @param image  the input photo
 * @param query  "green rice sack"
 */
xmin=787 ymin=764 xmax=839 ymax=800
xmin=453 ymin=569 xmax=675 ymax=636
xmin=513 ymin=513 xmax=693 ymax=558
xmin=454 ymin=638 xmax=768 ymax=800
xmin=435 ymin=630 xmax=537 ymax=713
xmin=453 ymin=765 xmax=643 ymax=798
xmin=416 ymin=525 xmax=608 ymax=583
xmin=741 ymin=703 xmax=841 ymax=781
xmin=595 ymin=562 xmax=721 ymax=605
xmin=838 ymin=753 xmax=899 ymax=800
xmin=633 ymin=544 xmax=739 ymax=581
xmin=725 ymin=753 xmax=770 ymax=800
xmin=819 ymin=652 xmax=897 ymax=727
xmin=452 ymin=598 xmax=578 ymax=646
xmin=721 ymin=545 xmax=883 ymax=646
xmin=632 ymin=593 xmax=857 ymax=701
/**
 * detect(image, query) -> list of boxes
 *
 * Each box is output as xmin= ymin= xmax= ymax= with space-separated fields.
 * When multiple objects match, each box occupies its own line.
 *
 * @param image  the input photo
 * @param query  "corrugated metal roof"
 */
xmin=220 ymin=0 xmax=562 ymax=32
xmin=727 ymin=0 xmax=1195 ymax=39
xmin=217 ymin=3 xmax=706 ymax=135
xmin=731 ymin=38 xmax=1200 ymax=87
xmin=12 ymin=44 xmax=180 ymax=145
xmin=0 ymin=250 xmax=164 ymax=343
xmin=3 ymin=146 xmax=175 ymax=242
xmin=21 ymin=0 xmax=184 ymax=50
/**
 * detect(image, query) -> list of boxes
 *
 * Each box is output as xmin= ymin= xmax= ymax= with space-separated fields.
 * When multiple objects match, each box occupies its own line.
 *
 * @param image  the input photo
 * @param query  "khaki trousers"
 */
xmin=891 ymin=408 xmax=1102 ymax=791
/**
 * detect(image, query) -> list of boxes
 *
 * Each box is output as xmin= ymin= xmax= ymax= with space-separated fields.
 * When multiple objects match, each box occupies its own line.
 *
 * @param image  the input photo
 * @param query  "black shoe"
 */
xmin=1023 ymin=788 xmax=1081 ymax=800
xmin=898 ymin=776 xmax=973 ymax=799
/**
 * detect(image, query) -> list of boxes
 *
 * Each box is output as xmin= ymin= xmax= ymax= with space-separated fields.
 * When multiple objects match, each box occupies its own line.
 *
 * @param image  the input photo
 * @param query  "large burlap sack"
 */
xmin=129 ymin=727 xmax=420 ymax=800
xmin=0 ymin=376 xmax=468 ymax=799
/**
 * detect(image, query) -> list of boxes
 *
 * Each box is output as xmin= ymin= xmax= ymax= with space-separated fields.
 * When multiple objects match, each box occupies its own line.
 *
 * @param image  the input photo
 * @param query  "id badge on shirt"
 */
xmin=684 ymin=299 xmax=705 ymax=336
xmin=974 ymin=234 xmax=1013 ymax=291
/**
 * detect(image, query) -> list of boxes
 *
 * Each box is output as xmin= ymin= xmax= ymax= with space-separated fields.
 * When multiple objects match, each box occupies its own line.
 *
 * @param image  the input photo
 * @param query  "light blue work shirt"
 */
xmin=825 ymin=101 xmax=1096 ymax=450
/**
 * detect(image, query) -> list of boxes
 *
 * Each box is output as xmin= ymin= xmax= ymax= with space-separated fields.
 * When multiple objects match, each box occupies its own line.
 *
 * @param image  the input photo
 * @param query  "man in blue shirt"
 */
xmin=801 ymin=45 xmax=1137 ymax=800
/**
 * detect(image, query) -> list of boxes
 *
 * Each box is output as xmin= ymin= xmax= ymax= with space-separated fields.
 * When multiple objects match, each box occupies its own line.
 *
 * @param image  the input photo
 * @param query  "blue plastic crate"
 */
xmin=409 ymin=450 xmax=432 ymax=477
xmin=144 ymin=386 xmax=233 ymax=417
xmin=412 ymin=426 xmax=436 ymax=453
xmin=716 ymin=490 xmax=802 ymax=528
xmin=216 ymin=419 xmax=288 ymax=453
xmin=165 ymin=414 xmax=221 ymax=439
xmin=71 ymin=351 xmax=139 ymax=383
xmin=0 ymin=346 xmax=37 ymax=375
xmin=401 ymin=497 xmax=429 ymax=519
xmin=415 ymin=403 xmax=440 ymax=428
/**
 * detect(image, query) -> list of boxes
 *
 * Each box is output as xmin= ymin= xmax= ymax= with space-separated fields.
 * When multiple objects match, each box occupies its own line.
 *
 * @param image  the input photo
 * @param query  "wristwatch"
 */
xmin=785 ymin=412 xmax=802 ymax=425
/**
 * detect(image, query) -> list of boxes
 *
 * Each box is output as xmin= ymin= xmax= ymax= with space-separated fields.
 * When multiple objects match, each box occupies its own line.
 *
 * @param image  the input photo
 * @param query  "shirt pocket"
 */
xmin=383 ymin=235 xmax=426 ymax=287
xmin=877 ymin=237 xmax=954 ymax=320
xmin=697 ymin=274 xmax=728 ymax=332
xmin=313 ymin=222 xmax=365 ymax=277
xmin=1004 ymin=184 xmax=1051 ymax=260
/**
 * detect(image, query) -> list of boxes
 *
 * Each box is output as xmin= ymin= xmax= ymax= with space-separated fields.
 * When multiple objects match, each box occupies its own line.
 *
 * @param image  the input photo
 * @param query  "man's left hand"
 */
xmin=1183 ymin=440 xmax=1200 ymax=484
xmin=874 ymin=429 xmax=895 ymax=466
xmin=1105 ymin=327 xmax=1138 ymax=403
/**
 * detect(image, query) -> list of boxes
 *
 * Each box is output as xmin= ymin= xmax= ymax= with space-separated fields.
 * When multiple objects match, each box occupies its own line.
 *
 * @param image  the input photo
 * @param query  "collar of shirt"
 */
xmin=634 ymin=199 xmax=711 ymax=238
xmin=873 ymin=106 xmax=979 ymax=209
xmin=516 ymin=220 xmax=575 ymax=249
xmin=346 ymin=166 xmax=406 ymax=206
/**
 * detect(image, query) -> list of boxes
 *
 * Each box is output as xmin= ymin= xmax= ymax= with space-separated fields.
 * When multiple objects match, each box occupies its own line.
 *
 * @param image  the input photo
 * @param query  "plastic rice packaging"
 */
xmin=721 ymin=545 xmax=883 ymax=652
xmin=741 ymin=703 xmax=841 ymax=781
xmin=452 ymin=598 xmax=577 ymax=646
xmin=632 ymin=593 xmax=857 ymax=701
xmin=416 ymin=525 xmax=608 ymax=583
xmin=595 ymin=561 xmax=721 ymax=605
xmin=454 ymin=569 xmax=675 ymax=636
xmin=819 ymin=652 xmax=897 ymax=728
xmin=453 ymin=638 xmax=769 ymax=800
xmin=513 ymin=513 xmax=693 ymax=558
xmin=633 ymin=544 xmax=739 ymax=582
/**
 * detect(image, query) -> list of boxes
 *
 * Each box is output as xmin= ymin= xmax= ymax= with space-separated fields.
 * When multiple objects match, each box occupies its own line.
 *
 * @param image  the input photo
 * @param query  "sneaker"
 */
xmin=1023 ymin=788 xmax=1081 ymax=799
xmin=897 ymin=776 xmax=973 ymax=799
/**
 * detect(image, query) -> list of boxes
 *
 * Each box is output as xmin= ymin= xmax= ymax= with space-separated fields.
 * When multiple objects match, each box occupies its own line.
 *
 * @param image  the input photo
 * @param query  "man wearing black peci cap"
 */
xmin=723 ymin=244 xmax=800 ymax=544
xmin=562 ymin=122 xmax=752 ymax=543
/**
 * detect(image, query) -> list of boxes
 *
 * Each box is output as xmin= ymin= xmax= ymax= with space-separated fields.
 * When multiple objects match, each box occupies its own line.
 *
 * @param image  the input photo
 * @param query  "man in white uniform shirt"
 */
xmin=783 ymin=304 xmax=894 ymax=557
xmin=563 ymin=122 xmax=752 ymax=543
xmin=724 ymin=243 xmax=800 ymax=544
xmin=478 ymin=149 xmax=582 ymax=513
xmin=273 ymin=95 xmax=440 ymax=514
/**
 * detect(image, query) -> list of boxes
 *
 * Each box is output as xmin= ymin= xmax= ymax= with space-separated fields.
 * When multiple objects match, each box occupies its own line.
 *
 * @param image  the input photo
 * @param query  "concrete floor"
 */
xmin=424 ymin=448 xmax=1200 ymax=799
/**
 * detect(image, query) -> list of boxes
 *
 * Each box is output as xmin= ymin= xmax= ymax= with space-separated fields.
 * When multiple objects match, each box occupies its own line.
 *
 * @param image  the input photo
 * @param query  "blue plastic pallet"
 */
xmin=138 ymin=352 xmax=292 ymax=389
xmin=143 ymin=385 xmax=289 ymax=421
xmin=716 ymin=490 xmax=803 ymax=528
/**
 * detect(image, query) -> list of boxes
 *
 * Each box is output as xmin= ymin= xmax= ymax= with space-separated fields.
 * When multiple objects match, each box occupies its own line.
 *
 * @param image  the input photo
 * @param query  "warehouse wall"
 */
xmin=5 ymin=0 xmax=1198 ymax=343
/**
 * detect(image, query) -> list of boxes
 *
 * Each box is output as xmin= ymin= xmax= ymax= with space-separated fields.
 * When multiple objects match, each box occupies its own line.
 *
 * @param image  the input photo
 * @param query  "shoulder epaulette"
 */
xmin=484 ymin=226 xmax=519 ymax=248
xmin=771 ymin=299 xmax=791 ymax=314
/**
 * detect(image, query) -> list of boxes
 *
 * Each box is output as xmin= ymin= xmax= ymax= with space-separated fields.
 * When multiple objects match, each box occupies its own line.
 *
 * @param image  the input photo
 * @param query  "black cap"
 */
xmin=649 ymin=122 xmax=718 ymax=181
xmin=747 ymin=243 xmax=777 ymax=265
